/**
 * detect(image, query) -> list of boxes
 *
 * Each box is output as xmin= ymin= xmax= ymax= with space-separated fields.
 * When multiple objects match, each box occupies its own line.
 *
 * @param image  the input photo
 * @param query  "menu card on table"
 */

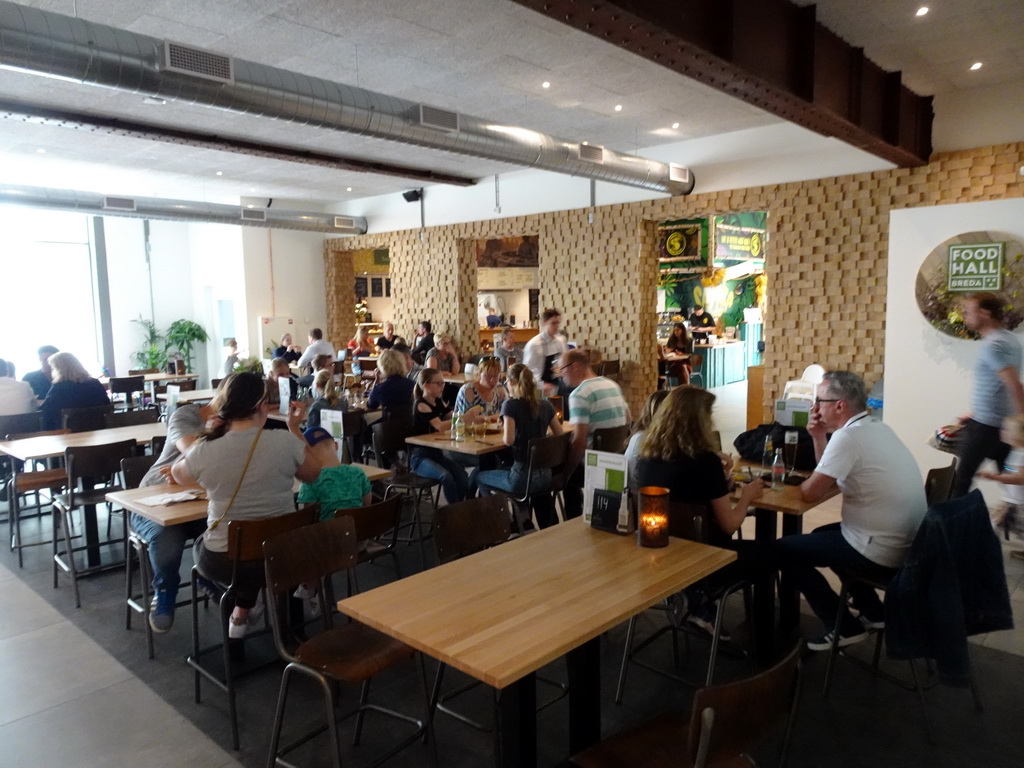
xmin=583 ymin=450 xmax=633 ymax=534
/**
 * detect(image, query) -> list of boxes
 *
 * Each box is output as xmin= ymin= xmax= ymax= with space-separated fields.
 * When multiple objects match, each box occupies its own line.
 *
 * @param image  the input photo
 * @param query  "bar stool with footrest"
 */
xmin=5 ymin=424 xmax=66 ymax=569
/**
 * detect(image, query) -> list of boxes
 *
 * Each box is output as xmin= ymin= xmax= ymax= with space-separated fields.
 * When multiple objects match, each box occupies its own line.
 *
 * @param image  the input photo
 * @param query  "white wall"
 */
xmin=932 ymin=81 xmax=1024 ymax=154
xmin=885 ymin=199 xmax=1024 ymax=482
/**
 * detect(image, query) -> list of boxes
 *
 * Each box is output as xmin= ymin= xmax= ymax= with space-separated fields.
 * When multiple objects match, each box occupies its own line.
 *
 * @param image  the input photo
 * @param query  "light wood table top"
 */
xmin=338 ymin=518 xmax=736 ymax=689
xmin=0 ymin=422 xmax=167 ymax=461
xmin=156 ymin=388 xmax=219 ymax=404
xmin=441 ymin=373 xmax=470 ymax=384
xmin=351 ymin=462 xmax=391 ymax=482
xmin=142 ymin=372 xmax=200 ymax=383
xmin=404 ymin=429 xmax=507 ymax=456
xmin=735 ymin=461 xmax=840 ymax=515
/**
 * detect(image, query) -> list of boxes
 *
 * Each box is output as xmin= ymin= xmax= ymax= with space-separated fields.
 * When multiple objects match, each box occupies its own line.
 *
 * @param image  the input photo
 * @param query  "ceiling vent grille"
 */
xmin=334 ymin=216 xmax=357 ymax=229
xmin=578 ymin=144 xmax=605 ymax=163
xmin=103 ymin=196 xmax=136 ymax=211
xmin=418 ymin=104 xmax=459 ymax=132
xmin=164 ymin=41 xmax=234 ymax=83
xmin=240 ymin=208 xmax=267 ymax=222
xmin=669 ymin=164 xmax=691 ymax=184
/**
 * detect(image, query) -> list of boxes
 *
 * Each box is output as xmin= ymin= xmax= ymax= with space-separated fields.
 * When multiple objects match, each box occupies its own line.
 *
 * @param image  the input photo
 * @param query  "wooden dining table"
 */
xmin=338 ymin=518 xmax=736 ymax=767
xmin=404 ymin=428 xmax=507 ymax=456
xmin=156 ymin=387 xmax=219 ymax=404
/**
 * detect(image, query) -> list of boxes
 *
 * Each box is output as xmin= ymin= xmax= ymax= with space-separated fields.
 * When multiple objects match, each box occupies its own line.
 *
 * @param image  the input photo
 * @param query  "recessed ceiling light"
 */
xmin=215 ymin=171 xmax=223 ymax=176
xmin=246 ymin=204 xmax=255 ymax=209
xmin=142 ymin=96 xmax=166 ymax=106
xmin=582 ymin=141 xmax=589 ymax=146
xmin=542 ymin=81 xmax=550 ymax=89
xmin=970 ymin=61 xmax=983 ymax=71
xmin=35 ymin=148 xmax=46 ymax=153
xmin=614 ymin=104 xmax=623 ymax=112
xmin=916 ymin=6 xmax=928 ymax=17
xmin=672 ymin=122 xmax=680 ymax=129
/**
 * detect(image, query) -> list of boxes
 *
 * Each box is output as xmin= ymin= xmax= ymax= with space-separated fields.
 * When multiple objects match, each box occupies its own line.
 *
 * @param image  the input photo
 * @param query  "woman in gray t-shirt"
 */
xmin=172 ymin=372 xmax=319 ymax=638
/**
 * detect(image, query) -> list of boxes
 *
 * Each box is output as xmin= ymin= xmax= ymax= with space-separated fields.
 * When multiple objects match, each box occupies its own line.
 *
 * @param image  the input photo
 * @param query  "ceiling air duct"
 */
xmin=0 ymin=0 xmax=694 ymax=196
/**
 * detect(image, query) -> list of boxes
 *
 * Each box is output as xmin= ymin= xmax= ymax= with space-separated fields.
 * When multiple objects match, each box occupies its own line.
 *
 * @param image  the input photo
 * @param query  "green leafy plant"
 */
xmin=233 ymin=356 xmax=265 ymax=374
xmin=132 ymin=316 xmax=168 ymax=370
xmin=165 ymin=319 xmax=210 ymax=373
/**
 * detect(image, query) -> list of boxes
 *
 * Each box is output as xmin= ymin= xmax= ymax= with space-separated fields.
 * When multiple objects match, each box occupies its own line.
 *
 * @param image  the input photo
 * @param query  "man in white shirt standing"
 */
xmin=522 ymin=308 xmax=567 ymax=397
xmin=295 ymin=328 xmax=334 ymax=370
xmin=0 ymin=357 xmax=37 ymax=416
xmin=777 ymin=370 xmax=927 ymax=650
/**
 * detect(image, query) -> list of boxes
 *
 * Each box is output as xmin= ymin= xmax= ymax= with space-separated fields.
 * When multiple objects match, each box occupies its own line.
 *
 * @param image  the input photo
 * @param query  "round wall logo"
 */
xmin=916 ymin=231 xmax=1024 ymax=338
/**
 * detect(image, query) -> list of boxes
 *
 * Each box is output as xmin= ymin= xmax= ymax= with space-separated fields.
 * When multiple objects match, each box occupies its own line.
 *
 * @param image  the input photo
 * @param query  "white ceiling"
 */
xmin=0 ymin=0 xmax=1021 ymax=207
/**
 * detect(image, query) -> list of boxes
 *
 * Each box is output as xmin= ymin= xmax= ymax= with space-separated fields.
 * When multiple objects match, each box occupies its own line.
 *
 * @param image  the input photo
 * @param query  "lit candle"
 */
xmin=637 ymin=486 xmax=670 ymax=548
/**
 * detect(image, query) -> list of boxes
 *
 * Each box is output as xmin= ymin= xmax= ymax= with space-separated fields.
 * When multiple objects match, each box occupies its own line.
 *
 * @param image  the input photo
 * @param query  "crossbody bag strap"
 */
xmin=208 ymin=428 xmax=263 ymax=531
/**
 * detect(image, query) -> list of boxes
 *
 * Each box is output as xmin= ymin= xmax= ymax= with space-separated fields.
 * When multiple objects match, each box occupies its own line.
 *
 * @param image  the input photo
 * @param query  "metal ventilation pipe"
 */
xmin=0 ymin=0 xmax=695 ymax=196
xmin=0 ymin=184 xmax=367 ymax=234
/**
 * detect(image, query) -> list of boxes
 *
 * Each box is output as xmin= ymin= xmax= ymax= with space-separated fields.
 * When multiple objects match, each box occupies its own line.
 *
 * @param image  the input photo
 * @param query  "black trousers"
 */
xmin=953 ymin=418 xmax=1010 ymax=498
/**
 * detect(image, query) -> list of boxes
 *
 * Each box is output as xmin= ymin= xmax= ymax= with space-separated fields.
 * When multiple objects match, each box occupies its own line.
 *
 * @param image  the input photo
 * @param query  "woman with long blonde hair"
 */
xmin=40 ymin=351 xmax=110 ymax=429
xmin=306 ymin=368 xmax=349 ymax=428
xmin=478 ymin=364 xmax=563 ymax=527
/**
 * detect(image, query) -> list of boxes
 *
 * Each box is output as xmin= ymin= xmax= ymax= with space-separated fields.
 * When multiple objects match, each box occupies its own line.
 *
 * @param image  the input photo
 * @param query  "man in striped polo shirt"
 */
xmin=558 ymin=349 xmax=630 ymax=519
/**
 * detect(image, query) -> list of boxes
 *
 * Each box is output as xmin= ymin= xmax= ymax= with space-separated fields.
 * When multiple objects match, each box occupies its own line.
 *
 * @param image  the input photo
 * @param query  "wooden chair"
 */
xmin=574 ymin=641 xmax=802 ymax=768
xmin=340 ymin=495 xmax=405 ymax=592
xmin=186 ymin=506 xmax=318 ymax=750
xmin=688 ymin=354 xmax=705 ymax=387
xmin=210 ymin=378 xmax=224 ymax=390
xmin=6 ymin=427 xmax=67 ymax=568
xmin=488 ymin=432 xmax=571 ymax=532
xmin=371 ymin=418 xmax=442 ymax=569
xmin=109 ymin=375 xmax=146 ymax=411
xmin=925 ymin=459 xmax=956 ymax=505
xmin=104 ymin=408 xmax=160 ymax=429
xmin=598 ymin=359 xmax=620 ymax=380
xmin=62 ymin=404 xmax=115 ymax=432
xmin=592 ymin=424 xmax=630 ymax=454
xmin=52 ymin=439 xmax=136 ymax=607
xmin=615 ymin=502 xmax=755 ymax=701
xmin=263 ymin=514 xmax=436 ymax=768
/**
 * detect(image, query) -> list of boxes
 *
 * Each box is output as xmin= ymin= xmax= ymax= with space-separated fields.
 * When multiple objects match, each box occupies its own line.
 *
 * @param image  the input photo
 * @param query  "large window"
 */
xmin=0 ymin=208 xmax=101 ymax=377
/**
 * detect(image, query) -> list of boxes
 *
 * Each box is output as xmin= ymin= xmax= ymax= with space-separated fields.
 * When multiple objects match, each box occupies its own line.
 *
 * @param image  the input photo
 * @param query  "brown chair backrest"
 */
xmin=371 ymin=417 xmax=414 ymax=468
xmin=686 ymin=641 xmax=802 ymax=767
xmin=337 ymin=496 xmax=402 ymax=545
xmin=62 ymin=404 xmax=115 ymax=432
xmin=333 ymin=360 xmax=347 ymax=376
xmin=0 ymin=412 xmax=44 ymax=440
xmin=547 ymin=395 xmax=564 ymax=421
xmin=211 ymin=378 xmax=224 ymax=390
xmin=925 ymin=460 xmax=957 ymax=505
xmin=149 ymin=434 xmax=167 ymax=457
xmin=104 ymin=409 xmax=160 ymax=428
xmin=592 ymin=424 xmax=631 ymax=454
xmin=128 ymin=368 xmax=159 ymax=376
xmin=66 ymin=439 xmax=137 ymax=482
xmin=689 ymin=354 xmax=704 ymax=371
xmin=225 ymin=506 xmax=318 ymax=563
xmin=600 ymin=359 xmax=620 ymax=377
xmin=109 ymin=375 xmax=145 ymax=397
xmin=121 ymin=455 xmax=158 ymax=489
xmin=668 ymin=501 xmax=710 ymax=543
xmin=433 ymin=496 xmax=510 ymax=564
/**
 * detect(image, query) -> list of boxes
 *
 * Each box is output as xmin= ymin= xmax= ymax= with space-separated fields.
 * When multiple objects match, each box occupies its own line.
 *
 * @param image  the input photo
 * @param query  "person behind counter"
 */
xmin=688 ymin=306 xmax=715 ymax=342
xmin=485 ymin=307 xmax=503 ymax=328
xmin=495 ymin=327 xmax=519 ymax=371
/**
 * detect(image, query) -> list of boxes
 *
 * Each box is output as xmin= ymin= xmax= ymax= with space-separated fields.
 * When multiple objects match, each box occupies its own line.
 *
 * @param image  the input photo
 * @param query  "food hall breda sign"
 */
xmin=947 ymin=242 xmax=1004 ymax=291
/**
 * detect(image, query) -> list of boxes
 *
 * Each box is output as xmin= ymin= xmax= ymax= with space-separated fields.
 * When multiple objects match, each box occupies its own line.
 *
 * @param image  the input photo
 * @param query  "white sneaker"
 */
xmin=227 ymin=602 xmax=265 ymax=640
xmin=807 ymin=629 xmax=867 ymax=652
xmin=293 ymin=585 xmax=316 ymax=600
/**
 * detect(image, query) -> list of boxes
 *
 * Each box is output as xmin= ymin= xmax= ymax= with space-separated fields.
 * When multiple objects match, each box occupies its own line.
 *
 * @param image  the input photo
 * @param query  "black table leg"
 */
xmin=567 ymin=636 xmax=601 ymax=755
xmin=497 ymin=672 xmax=537 ymax=768
xmin=778 ymin=514 xmax=804 ymax=631
xmin=752 ymin=507 xmax=778 ymax=666
xmin=83 ymin=503 xmax=101 ymax=567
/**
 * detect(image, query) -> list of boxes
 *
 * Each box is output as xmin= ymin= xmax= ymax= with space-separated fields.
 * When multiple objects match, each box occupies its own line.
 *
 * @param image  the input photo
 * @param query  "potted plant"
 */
xmin=132 ymin=316 xmax=168 ymax=371
xmin=165 ymin=319 xmax=210 ymax=373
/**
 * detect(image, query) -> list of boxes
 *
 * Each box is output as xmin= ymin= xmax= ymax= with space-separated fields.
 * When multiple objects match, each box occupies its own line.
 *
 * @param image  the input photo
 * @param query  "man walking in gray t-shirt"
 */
xmin=953 ymin=293 xmax=1024 ymax=498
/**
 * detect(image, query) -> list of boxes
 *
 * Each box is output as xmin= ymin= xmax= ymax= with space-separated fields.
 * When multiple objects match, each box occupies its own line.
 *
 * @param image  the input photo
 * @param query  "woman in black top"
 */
xmin=477 ymin=364 xmax=563 ymax=527
xmin=40 ymin=352 xmax=110 ymax=429
xmin=409 ymin=368 xmax=469 ymax=503
xmin=665 ymin=323 xmax=692 ymax=354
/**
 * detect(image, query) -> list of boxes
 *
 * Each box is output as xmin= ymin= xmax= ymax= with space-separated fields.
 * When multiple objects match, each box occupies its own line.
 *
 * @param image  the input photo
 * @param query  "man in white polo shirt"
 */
xmin=558 ymin=349 xmax=629 ymax=519
xmin=776 ymin=370 xmax=926 ymax=650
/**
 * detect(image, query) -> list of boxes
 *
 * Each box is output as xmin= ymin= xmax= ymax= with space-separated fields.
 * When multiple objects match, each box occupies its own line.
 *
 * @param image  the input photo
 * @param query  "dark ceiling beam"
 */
xmin=0 ymin=99 xmax=478 ymax=187
xmin=513 ymin=0 xmax=933 ymax=167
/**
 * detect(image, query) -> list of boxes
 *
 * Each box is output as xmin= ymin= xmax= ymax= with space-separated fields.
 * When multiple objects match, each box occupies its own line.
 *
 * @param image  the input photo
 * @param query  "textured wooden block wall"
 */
xmin=325 ymin=142 xmax=1024 ymax=418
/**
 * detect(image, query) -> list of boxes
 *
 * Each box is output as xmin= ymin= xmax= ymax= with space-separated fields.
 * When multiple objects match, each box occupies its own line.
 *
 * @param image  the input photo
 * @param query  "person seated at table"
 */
xmin=452 ymin=357 xmax=508 ymax=494
xmin=295 ymin=328 xmax=334 ymax=371
xmin=23 ymin=344 xmax=58 ymax=401
xmin=0 ymin=356 xmax=37 ymax=416
xmin=306 ymin=369 xmax=349 ymax=429
xmin=376 ymin=321 xmax=397 ymax=352
xmin=134 ymin=397 xmax=221 ymax=632
xmin=265 ymin=357 xmax=298 ymax=409
xmin=494 ymin=328 xmax=519 ymax=371
xmin=662 ymin=323 xmax=692 ymax=385
xmin=410 ymin=368 xmax=468 ymax=503
xmin=412 ymin=320 xmax=435 ymax=364
xmin=367 ymin=349 xmax=415 ymax=416
xmin=347 ymin=326 xmax=375 ymax=358
xmin=297 ymin=427 xmax=372 ymax=520
xmin=666 ymin=323 xmax=692 ymax=354
xmin=485 ymin=306 xmax=503 ymax=328
xmin=635 ymin=385 xmax=766 ymax=634
xmin=171 ymin=372 xmax=320 ymax=639
xmin=222 ymin=338 xmax=239 ymax=377
xmin=478 ymin=364 xmax=564 ymax=528
xmin=425 ymin=334 xmax=461 ymax=373
xmin=775 ymin=370 xmax=926 ymax=651
xmin=625 ymin=389 xmax=670 ymax=490
xmin=273 ymin=333 xmax=302 ymax=364
xmin=40 ymin=351 xmax=110 ymax=429
xmin=390 ymin=342 xmax=422 ymax=382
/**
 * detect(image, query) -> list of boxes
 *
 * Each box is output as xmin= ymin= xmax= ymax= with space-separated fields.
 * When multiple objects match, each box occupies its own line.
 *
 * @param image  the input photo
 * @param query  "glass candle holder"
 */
xmin=637 ymin=486 xmax=670 ymax=548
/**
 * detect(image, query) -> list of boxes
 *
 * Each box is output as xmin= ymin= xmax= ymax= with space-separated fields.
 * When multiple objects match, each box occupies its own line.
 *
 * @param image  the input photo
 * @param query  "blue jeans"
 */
xmin=130 ymin=513 xmax=207 ymax=600
xmin=774 ymin=522 xmax=897 ymax=637
xmin=479 ymin=464 xmax=556 ymax=528
xmin=445 ymin=451 xmax=480 ymax=496
xmin=410 ymin=450 xmax=469 ymax=503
